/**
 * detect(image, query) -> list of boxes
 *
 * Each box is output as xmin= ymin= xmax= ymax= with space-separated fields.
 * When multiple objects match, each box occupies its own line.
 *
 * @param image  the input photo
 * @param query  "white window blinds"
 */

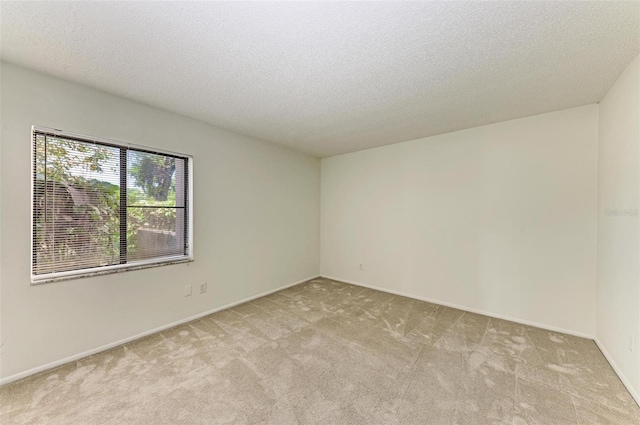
xmin=32 ymin=127 xmax=192 ymax=283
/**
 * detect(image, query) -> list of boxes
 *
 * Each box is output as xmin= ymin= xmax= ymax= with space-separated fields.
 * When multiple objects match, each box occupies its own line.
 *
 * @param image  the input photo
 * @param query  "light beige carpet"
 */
xmin=1 ymin=278 xmax=639 ymax=424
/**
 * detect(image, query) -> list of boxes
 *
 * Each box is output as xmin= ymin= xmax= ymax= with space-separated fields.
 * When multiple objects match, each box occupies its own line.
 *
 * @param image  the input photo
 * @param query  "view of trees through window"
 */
xmin=33 ymin=132 xmax=188 ymax=277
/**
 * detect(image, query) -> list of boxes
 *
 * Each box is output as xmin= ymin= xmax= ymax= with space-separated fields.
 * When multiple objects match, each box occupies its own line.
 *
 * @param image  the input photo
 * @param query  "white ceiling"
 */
xmin=2 ymin=2 xmax=639 ymax=158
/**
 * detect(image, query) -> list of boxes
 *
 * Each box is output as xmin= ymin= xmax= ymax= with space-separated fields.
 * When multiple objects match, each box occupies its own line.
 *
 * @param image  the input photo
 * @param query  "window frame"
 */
xmin=30 ymin=125 xmax=194 ymax=284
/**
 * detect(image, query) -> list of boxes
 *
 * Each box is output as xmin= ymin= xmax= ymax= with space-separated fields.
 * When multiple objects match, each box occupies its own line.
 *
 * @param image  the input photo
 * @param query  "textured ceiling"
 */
xmin=2 ymin=2 xmax=639 ymax=158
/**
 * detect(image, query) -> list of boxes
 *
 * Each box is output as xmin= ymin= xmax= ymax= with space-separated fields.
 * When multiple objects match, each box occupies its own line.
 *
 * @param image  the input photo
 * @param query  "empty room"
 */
xmin=0 ymin=1 xmax=639 ymax=424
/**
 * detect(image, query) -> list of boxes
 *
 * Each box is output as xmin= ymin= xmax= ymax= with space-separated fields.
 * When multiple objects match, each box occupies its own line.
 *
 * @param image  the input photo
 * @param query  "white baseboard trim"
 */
xmin=321 ymin=275 xmax=594 ymax=339
xmin=0 ymin=275 xmax=319 ymax=386
xmin=594 ymin=337 xmax=640 ymax=408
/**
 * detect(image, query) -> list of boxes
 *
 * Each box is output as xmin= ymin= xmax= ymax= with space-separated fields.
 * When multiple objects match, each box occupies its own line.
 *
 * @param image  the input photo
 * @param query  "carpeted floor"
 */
xmin=1 ymin=278 xmax=639 ymax=424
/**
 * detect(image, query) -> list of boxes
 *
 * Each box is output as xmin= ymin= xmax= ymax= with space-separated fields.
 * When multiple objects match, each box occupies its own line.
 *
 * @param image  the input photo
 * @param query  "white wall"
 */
xmin=596 ymin=54 xmax=640 ymax=402
xmin=321 ymin=105 xmax=598 ymax=337
xmin=0 ymin=62 xmax=320 ymax=381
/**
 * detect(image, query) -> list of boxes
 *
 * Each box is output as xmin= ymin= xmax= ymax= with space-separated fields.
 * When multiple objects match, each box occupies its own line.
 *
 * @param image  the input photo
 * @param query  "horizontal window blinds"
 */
xmin=32 ymin=129 xmax=190 ymax=281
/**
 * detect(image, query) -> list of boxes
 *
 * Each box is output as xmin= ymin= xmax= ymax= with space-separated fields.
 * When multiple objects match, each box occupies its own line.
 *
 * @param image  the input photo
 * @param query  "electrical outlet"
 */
xmin=184 ymin=284 xmax=192 ymax=297
xmin=359 ymin=263 xmax=364 ymax=271
xmin=199 ymin=281 xmax=207 ymax=294
xmin=629 ymin=334 xmax=635 ymax=352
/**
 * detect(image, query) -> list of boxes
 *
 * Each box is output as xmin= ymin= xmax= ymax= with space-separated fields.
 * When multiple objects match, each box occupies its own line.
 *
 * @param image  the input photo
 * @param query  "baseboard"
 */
xmin=0 ymin=275 xmax=319 ymax=386
xmin=321 ymin=275 xmax=594 ymax=339
xmin=594 ymin=337 xmax=640 ymax=407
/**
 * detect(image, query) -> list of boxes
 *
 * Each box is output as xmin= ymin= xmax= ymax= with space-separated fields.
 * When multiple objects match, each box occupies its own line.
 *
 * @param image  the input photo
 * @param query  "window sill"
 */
xmin=31 ymin=256 xmax=194 ymax=285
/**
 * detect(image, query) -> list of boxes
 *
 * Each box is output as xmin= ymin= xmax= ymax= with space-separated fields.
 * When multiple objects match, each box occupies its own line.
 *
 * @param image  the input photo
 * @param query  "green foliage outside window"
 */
xmin=34 ymin=135 xmax=180 ymax=274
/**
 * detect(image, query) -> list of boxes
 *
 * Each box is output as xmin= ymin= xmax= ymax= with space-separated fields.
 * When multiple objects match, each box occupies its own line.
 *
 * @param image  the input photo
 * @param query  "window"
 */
xmin=31 ymin=126 xmax=193 ymax=283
